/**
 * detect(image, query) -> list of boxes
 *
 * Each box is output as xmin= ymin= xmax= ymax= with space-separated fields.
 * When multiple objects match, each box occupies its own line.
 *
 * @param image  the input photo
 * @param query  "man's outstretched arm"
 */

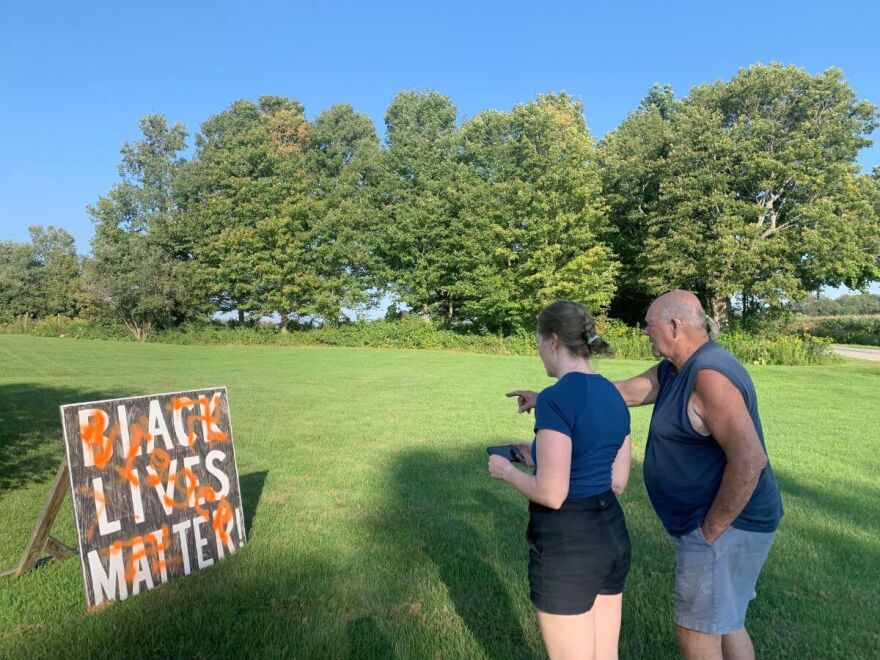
xmin=614 ymin=364 xmax=660 ymax=407
xmin=506 ymin=363 xmax=660 ymax=414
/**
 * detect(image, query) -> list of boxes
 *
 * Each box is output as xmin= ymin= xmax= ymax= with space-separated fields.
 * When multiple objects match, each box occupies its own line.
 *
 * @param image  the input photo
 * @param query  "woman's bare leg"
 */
xmin=536 ymin=608 xmax=596 ymax=660
xmin=592 ymin=594 xmax=623 ymax=660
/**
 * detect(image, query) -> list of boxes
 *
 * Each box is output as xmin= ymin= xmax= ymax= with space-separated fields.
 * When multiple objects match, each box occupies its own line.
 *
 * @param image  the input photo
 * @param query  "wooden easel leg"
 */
xmin=13 ymin=460 xmax=71 ymax=576
xmin=44 ymin=536 xmax=77 ymax=560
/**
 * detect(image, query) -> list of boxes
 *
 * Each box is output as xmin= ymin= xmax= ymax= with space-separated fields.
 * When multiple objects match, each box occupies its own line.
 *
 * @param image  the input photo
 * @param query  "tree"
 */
xmin=0 ymin=240 xmax=37 ymax=322
xmin=28 ymin=225 xmax=80 ymax=317
xmin=459 ymin=93 xmax=617 ymax=332
xmin=86 ymin=115 xmax=194 ymax=339
xmin=801 ymin=293 xmax=880 ymax=316
xmin=303 ymin=104 xmax=383 ymax=323
xmin=176 ymin=97 xmax=314 ymax=326
xmin=374 ymin=91 xmax=478 ymax=323
xmin=0 ymin=226 xmax=81 ymax=322
xmin=608 ymin=64 xmax=879 ymax=327
xmin=599 ymin=84 xmax=680 ymax=324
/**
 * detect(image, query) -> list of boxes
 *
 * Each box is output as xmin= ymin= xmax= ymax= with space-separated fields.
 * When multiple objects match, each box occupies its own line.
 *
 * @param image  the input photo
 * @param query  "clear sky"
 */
xmin=2 ymin=0 xmax=878 ymax=295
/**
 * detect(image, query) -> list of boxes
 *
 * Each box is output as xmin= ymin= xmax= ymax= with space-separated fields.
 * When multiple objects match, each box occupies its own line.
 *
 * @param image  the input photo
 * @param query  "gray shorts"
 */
xmin=672 ymin=525 xmax=776 ymax=635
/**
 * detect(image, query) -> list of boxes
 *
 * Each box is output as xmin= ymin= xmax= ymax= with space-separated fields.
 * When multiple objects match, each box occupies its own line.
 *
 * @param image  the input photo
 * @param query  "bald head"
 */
xmin=650 ymin=290 xmax=710 ymax=337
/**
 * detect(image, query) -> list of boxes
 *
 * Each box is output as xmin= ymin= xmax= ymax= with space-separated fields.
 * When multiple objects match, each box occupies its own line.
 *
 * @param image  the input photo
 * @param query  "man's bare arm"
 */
xmin=692 ymin=369 xmax=768 ymax=542
xmin=614 ymin=364 xmax=660 ymax=407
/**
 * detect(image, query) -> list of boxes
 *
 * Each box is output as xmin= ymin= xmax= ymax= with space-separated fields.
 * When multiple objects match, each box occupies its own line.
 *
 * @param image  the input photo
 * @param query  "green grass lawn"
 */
xmin=0 ymin=335 xmax=878 ymax=659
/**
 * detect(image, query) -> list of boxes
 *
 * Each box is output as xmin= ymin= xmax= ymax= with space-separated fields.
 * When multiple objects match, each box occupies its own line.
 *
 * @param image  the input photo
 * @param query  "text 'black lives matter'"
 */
xmin=60 ymin=388 xmax=246 ymax=608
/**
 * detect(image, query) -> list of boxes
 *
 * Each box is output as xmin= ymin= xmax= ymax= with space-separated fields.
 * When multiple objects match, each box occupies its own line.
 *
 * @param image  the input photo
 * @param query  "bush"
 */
xmin=150 ymin=318 xmax=837 ymax=365
xmin=155 ymin=318 xmax=537 ymax=355
xmin=153 ymin=322 xmax=280 ymax=346
xmin=15 ymin=316 xmax=838 ymax=365
xmin=786 ymin=316 xmax=880 ymax=346
xmin=717 ymin=331 xmax=837 ymax=365
xmin=30 ymin=316 xmax=131 ymax=341
xmin=597 ymin=318 xmax=654 ymax=360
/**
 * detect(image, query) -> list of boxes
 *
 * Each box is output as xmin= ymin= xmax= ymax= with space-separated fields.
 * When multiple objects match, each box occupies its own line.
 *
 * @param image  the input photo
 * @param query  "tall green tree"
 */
xmin=177 ymin=96 xmax=314 ymax=326
xmin=0 ymin=226 xmax=81 ymax=321
xmin=0 ymin=240 xmax=38 ymax=322
xmin=599 ymin=84 xmax=680 ymax=324
xmin=460 ymin=93 xmax=616 ymax=332
xmin=304 ymin=103 xmax=383 ymax=323
xmin=86 ymin=115 xmax=194 ymax=339
xmin=375 ymin=91 xmax=479 ymax=322
xmin=608 ymin=64 xmax=878 ymax=326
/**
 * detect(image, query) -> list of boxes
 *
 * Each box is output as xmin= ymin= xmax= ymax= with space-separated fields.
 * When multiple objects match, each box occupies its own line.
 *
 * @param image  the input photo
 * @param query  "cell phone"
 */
xmin=487 ymin=444 xmax=522 ymax=462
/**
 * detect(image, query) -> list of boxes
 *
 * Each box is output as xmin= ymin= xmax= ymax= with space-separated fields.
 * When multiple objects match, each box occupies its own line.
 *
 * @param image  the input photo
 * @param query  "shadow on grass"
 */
xmin=365 ymin=447 xmax=685 ymax=659
xmin=0 ymin=383 xmax=128 ymax=491
xmin=774 ymin=469 xmax=880 ymax=537
xmin=346 ymin=616 xmax=396 ymax=659
xmin=239 ymin=470 xmax=268 ymax=539
xmin=752 ymin=468 xmax=880 ymax=657
xmin=370 ymin=447 xmax=680 ymax=659
xmin=381 ymin=444 xmax=536 ymax=659
xmin=376 ymin=449 xmax=880 ymax=659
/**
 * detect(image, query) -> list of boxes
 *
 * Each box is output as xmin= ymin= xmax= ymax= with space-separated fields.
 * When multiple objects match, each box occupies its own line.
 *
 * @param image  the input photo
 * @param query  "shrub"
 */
xmin=30 ymin=316 xmax=131 ymax=341
xmin=597 ymin=318 xmax=654 ymax=360
xmin=14 ymin=316 xmax=838 ymax=365
xmin=154 ymin=318 xmax=651 ymax=358
xmin=717 ymin=331 xmax=837 ymax=365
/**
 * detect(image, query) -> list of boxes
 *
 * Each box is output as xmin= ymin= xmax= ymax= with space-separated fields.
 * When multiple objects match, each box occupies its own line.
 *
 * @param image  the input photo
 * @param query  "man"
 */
xmin=507 ymin=291 xmax=783 ymax=660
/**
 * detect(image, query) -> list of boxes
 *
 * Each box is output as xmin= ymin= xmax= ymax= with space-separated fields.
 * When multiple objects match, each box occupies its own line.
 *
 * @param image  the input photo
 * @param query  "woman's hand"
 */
xmin=506 ymin=390 xmax=538 ymax=414
xmin=514 ymin=442 xmax=535 ymax=468
xmin=488 ymin=454 xmax=514 ymax=480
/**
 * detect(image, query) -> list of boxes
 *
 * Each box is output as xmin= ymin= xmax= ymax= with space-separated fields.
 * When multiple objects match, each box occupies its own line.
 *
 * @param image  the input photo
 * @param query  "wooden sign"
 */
xmin=60 ymin=387 xmax=247 ymax=608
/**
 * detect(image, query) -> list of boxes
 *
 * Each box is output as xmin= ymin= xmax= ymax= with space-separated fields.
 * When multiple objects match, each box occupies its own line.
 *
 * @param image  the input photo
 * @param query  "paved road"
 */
xmin=832 ymin=345 xmax=880 ymax=362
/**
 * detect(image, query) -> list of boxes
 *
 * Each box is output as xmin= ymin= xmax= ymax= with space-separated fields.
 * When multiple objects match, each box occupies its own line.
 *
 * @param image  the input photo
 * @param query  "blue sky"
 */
xmin=2 ymin=0 xmax=878 ymax=296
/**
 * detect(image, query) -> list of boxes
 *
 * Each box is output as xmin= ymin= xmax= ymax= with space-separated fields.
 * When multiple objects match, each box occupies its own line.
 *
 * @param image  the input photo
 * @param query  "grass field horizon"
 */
xmin=1 ymin=335 xmax=878 ymax=659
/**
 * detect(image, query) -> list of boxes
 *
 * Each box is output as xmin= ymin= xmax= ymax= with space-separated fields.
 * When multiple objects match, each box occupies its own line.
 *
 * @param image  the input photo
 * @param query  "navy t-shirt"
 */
xmin=643 ymin=341 xmax=784 ymax=536
xmin=531 ymin=372 xmax=631 ymax=498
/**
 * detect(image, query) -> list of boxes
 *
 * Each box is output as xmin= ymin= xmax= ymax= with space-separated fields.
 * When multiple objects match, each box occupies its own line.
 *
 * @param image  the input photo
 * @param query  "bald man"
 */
xmin=507 ymin=291 xmax=783 ymax=660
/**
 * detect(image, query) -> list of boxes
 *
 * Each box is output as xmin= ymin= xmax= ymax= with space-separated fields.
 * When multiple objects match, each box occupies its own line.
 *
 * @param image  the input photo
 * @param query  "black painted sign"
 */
xmin=60 ymin=387 xmax=246 ymax=608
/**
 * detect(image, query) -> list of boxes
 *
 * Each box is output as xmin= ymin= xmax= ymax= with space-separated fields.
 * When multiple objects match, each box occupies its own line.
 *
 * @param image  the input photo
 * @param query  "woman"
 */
xmin=489 ymin=300 xmax=632 ymax=660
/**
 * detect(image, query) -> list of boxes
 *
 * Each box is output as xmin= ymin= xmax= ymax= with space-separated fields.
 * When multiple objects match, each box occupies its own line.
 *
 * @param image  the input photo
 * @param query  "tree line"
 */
xmin=2 ymin=63 xmax=879 ymax=338
xmin=799 ymin=293 xmax=880 ymax=316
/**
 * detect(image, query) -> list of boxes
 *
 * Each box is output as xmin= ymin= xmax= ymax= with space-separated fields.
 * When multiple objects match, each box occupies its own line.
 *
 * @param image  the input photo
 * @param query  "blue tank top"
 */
xmin=644 ymin=342 xmax=783 ymax=536
xmin=532 ymin=372 xmax=631 ymax=498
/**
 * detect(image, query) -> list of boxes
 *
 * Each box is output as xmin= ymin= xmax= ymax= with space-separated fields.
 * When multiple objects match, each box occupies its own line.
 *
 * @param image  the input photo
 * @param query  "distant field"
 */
xmin=0 ymin=336 xmax=878 ymax=659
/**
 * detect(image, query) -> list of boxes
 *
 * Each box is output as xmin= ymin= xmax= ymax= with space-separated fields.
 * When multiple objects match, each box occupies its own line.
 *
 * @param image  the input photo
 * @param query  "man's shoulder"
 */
xmin=692 ymin=343 xmax=755 ymax=392
xmin=693 ymin=342 xmax=745 ymax=371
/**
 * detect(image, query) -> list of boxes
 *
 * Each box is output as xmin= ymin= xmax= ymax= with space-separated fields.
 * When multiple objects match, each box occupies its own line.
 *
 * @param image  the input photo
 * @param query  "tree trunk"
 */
xmin=710 ymin=297 xmax=729 ymax=330
xmin=279 ymin=312 xmax=289 ymax=333
xmin=124 ymin=319 xmax=152 ymax=341
xmin=238 ymin=309 xmax=245 ymax=324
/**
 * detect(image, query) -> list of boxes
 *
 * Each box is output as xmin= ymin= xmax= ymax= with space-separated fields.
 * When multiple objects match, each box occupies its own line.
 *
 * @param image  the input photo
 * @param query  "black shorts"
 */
xmin=527 ymin=491 xmax=631 ymax=615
